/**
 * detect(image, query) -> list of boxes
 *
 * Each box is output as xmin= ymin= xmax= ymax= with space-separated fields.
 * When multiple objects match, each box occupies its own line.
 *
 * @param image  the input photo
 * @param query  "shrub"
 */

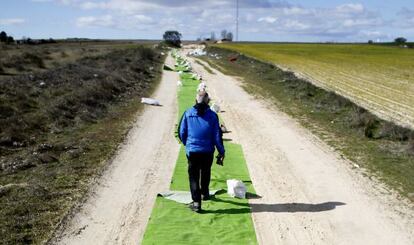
xmin=23 ymin=53 xmax=46 ymax=69
xmin=138 ymin=46 xmax=156 ymax=61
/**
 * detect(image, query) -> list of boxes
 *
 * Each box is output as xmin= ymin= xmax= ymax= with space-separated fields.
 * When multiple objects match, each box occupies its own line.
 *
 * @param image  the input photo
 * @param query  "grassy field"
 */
xmin=216 ymin=43 xmax=414 ymax=129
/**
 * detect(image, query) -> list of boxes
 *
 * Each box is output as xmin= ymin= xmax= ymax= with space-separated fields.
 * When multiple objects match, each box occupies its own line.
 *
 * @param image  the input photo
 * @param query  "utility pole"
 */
xmin=236 ymin=0 xmax=239 ymax=42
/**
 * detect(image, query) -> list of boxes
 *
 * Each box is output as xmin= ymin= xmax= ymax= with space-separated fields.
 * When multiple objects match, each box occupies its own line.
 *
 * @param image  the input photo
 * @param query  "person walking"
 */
xmin=178 ymin=91 xmax=225 ymax=213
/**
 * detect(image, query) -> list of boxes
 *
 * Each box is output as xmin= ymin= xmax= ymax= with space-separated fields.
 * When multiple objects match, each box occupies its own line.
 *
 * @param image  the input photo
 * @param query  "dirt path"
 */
xmin=185 ymin=50 xmax=414 ymax=245
xmin=53 ymin=50 xmax=414 ymax=245
xmin=53 ymin=55 xmax=180 ymax=244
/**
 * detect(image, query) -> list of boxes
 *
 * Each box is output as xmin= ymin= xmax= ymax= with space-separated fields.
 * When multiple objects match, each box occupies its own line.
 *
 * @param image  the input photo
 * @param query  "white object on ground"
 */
xmin=227 ymin=179 xmax=247 ymax=199
xmin=141 ymin=98 xmax=161 ymax=106
xmin=210 ymin=103 xmax=220 ymax=113
xmin=197 ymin=82 xmax=207 ymax=92
xmin=177 ymin=81 xmax=183 ymax=86
xmin=158 ymin=190 xmax=221 ymax=204
xmin=188 ymin=48 xmax=206 ymax=56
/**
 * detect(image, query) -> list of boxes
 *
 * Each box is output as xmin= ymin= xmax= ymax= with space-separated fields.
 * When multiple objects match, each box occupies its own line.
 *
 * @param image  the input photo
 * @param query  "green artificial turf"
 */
xmin=142 ymin=145 xmax=257 ymax=245
xmin=141 ymin=53 xmax=258 ymax=244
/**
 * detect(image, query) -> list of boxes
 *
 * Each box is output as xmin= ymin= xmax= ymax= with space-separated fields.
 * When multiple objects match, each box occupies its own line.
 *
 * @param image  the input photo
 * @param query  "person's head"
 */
xmin=196 ymin=91 xmax=210 ymax=105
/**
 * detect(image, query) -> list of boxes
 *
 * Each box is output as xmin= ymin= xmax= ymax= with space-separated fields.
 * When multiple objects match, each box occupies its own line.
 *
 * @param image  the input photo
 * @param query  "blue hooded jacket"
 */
xmin=179 ymin=105 xmax=225 ymax=156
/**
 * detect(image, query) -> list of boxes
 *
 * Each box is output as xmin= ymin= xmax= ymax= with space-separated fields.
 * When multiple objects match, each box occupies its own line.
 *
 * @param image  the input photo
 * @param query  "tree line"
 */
xmin=0 ymin=31 xmax=14 ymax=44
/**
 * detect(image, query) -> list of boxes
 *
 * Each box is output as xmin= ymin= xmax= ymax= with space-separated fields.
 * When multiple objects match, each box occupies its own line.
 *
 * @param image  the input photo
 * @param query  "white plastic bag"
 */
xmin=210 ymin=103 xmax=220 ymax=113
xmin=227 ymin=179 xmax=247 ymax=199
xmin=141 ymin=98 xmax=161 ymax=106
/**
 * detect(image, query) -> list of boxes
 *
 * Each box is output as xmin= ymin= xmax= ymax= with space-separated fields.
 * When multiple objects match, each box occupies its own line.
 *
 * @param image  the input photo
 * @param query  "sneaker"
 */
xmin=189 ymin=202 xmax=201 ymax=213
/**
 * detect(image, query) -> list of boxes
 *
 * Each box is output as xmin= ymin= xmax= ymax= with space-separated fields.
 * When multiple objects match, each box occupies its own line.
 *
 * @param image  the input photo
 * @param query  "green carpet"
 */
xmin=141 ymin=52 xmax=258 ymax=245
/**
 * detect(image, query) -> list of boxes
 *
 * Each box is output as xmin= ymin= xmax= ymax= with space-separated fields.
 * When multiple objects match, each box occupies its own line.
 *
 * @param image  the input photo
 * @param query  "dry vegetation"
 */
xmin=0 ymin=41 xmax=146 ymax=77
xmin=0 ymin=42 xmax=164 ymax=244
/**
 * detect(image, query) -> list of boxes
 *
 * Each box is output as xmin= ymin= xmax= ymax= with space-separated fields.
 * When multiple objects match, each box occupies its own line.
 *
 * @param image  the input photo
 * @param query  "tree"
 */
xmin=368 ymin=40 xmax=374 ymax=44
xmin=163 ymin=30 xmax=182 ymax=47
xmin=6 ymin=36 xmax=14 ymax=44
xmin=226 ymin=32 xmax=234 ymax=41
xmin=0 ymin=31 xmax=7 ymax=43
xmin=395 ymin=37 xmax=407 ymax=45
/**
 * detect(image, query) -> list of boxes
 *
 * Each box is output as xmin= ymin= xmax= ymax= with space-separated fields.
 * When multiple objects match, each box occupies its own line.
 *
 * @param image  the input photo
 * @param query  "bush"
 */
xmin=23 ymin=53 xmax=46 ymax=69
xmin=138 ymin=46 xmax=156 ymax=61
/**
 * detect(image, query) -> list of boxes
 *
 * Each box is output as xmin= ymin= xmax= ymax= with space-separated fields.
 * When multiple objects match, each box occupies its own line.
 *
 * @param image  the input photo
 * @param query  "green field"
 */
xmin=217 ymin=43 xmax=414 ymax=129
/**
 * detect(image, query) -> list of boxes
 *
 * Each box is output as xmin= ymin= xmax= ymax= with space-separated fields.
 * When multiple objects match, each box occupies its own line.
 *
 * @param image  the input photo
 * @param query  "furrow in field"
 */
xmin=220 ymin=44 xmax=414 ymax=128
xmin=274 ymin=59 xmax=414 ymax=126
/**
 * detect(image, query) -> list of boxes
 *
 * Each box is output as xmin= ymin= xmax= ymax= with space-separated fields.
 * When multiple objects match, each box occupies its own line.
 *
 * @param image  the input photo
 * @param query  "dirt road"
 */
xmin=185 ymin=49 xmax=414 ymax=245
xmin=54 ymin=50 xmax=414 ymax=245
xmin=53 ymin=55 xmax=180 ymax=244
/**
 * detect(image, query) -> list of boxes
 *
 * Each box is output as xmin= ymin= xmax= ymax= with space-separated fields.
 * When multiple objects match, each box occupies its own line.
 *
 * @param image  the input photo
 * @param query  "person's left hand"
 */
xmin=216 ymin=154 xmax=225 ymax=166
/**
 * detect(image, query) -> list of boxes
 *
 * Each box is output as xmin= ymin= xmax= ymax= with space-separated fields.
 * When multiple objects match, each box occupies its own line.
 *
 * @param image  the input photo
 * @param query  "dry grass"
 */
xmin=0 ymin=44 xmax=165 ymax=244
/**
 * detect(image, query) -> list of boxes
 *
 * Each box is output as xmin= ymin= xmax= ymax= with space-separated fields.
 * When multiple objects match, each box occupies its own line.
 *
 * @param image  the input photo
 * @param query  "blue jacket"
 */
xmin=179 ymin=106 xmax=225 ymax=156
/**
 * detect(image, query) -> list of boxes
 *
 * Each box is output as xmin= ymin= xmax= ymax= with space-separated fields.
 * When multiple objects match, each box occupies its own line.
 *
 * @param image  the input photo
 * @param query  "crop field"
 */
xmin=217 ymin=43 xmax=414 ymax=129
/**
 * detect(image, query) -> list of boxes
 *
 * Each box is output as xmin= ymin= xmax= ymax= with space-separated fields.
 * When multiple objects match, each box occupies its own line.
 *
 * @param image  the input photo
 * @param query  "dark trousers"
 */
xmin=187 ymin=152 xmax=214 ymax=203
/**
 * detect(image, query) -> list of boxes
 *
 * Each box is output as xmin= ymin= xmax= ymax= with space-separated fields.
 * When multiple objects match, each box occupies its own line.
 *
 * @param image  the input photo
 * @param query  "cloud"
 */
xmin=258 ymin=17 xmax=278 ymax=24
xmin=335 ymin=3 xmax=365 ymax=14
xmin=76 ymin=14 xmax=155 ymax=30
xmin=31 ymin=0 xmax=82 ymax=4
xmin=0 ymin=18 xmax=25 ymax=26
xmin=32 ymin=0 xmax=394 ymax=41
xmin=76 ymin=15 xmax=114 ymax=27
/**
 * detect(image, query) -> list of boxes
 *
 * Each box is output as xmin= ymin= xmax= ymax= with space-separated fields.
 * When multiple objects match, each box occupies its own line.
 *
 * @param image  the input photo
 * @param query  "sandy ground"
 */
xmin=53 ymin=50 xmax=414 ymax=245
xmin=52 ymin=55 xmax=180 ymax=245
xmin=184 ymin=48 xmax=414 ymax=245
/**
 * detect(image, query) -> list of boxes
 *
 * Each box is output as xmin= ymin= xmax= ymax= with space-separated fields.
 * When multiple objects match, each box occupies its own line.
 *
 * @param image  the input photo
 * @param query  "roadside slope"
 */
xmin=188 ymin=53 xmax=414 ymax=245
xmin=52 ymin=55 xmax=180 ymax=244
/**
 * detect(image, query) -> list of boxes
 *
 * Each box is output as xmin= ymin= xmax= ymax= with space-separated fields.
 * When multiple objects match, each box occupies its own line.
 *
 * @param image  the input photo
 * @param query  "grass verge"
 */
xmin=201 ymin=46 xmax=414 ymax=200
xmin=0 ymin=46 xmax=166 ymax=244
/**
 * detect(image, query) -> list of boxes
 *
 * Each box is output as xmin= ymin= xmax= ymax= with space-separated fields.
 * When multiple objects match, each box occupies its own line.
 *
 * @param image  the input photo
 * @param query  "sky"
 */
xmin=1 ymin=0 xmax=413 ymax=42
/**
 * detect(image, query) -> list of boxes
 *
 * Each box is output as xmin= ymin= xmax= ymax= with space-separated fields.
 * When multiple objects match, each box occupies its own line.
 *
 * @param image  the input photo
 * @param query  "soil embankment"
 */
xmin=0 ymin=45 xmax=164 ymax=244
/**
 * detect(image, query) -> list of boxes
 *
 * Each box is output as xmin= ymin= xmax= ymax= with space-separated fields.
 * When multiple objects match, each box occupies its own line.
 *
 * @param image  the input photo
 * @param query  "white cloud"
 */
xmin=32 ymin=0 xmax=395 ymax=41
xmin=336 ymin=3 xmax=365 ymax=14
xmin=258 ymin=17 xmax=278 ymax=24
xmin=0 ymin=18 xmax=25 ymax=26
xmin=76 ymin=15 xmax=114 ymax=27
